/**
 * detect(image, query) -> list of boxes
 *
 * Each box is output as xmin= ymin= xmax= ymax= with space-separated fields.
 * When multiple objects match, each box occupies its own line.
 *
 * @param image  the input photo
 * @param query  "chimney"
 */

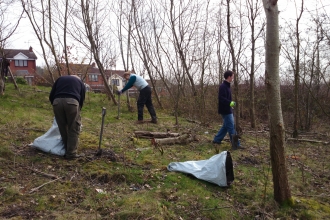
xmin=29 ymin=46 xmax=33 ymax=52
xmin=92 ymin=62 xmax=96 ymax=68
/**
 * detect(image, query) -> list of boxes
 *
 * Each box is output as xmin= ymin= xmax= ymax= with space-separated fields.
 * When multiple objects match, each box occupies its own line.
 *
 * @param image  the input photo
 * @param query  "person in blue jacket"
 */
xmin=49 ymin=75 xmax=86 ymax=159
xmin=117 ymin=70 xmax=157 ymax=124
xmin=213 ymin=70 xmax=243 ymax=150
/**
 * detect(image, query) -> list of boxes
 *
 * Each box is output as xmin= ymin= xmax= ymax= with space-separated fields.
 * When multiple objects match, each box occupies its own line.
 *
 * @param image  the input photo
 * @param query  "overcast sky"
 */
xmin=5 ymin=0 xmax=330 ymax=68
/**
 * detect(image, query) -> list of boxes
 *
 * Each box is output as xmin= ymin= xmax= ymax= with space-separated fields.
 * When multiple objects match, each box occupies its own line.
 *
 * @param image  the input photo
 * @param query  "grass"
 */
xmin=0 ymin=83 xmax=330 ymax=219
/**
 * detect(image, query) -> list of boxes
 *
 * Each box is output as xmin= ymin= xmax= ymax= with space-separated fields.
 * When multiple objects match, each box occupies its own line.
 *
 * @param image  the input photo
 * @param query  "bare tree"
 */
xmin=149 ymin=1 xmax=184 ymax=124
xmin=21 ymin=0 xmax=64 ymax=83
xmin=262 ymin=0 xmax=292 ymax=204
xmin=0 ymin=0 xmax=24 ymax=94
xmin=281 ymin=0 xmax=304 ymax=138
xmin=246 ymin=0 xmax=265 ymax=128
xmin=130 ymin=0 xmax=163 ymax=109
xmin=112 ymin=0 xmax=134 ymax=110
xmin=0 ymin=1 xmax=23 ymax=44
xmin=169 ymin=0 xmax=198 ymax=97
xmin=80 ymin=0 xmax=117 ymax=104
xmin=192 ymin=0 xmax=217 ymax=124
xmin=62 ymin=0 xmax=71 ymax=75
xmin=214 ymin=1 xmax=231 ymax=82
xmin=284 ymin=3 xmax=330 ymax=131
xmin=226 ymin=0 xmax=248 ymax=133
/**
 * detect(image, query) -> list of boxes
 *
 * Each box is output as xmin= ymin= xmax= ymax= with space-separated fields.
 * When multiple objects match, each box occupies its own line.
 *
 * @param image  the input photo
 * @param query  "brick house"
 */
xmin=83 ymin=66 xmax=131 ymax=93
xmin=146 ymin=78 xmax=170 ymax=98
xmin=58 ymin=62 xmax=137 ymax=93
xmin=1 ymin=47 xmax=38 ymax=85
xmin=106 ymin=70 xmax=127 ymax=91
xmin=57 ymin=62 xmax=104 ymax=91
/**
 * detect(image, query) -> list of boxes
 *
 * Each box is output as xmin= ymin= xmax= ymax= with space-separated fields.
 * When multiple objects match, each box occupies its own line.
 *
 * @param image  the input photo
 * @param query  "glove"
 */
xmin=116 ymin=90 xmax=122 ymax=95
xmin=230 ymin=101 xmax=236 ymax=107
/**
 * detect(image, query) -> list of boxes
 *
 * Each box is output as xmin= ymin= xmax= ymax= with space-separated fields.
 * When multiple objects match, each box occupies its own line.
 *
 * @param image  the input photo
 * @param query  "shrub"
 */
xmin=15 ymin=77 xmax=28 ymax=85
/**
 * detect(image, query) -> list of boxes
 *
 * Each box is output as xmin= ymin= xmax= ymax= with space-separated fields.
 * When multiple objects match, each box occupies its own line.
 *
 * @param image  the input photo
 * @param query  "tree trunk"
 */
xmin=118 ymin=1 xmax=133 ymax=111
xmin=293 ymin=1 xmax=304 ymax=138
xmin=81 ymin=0 xmax=117 ymax=105
xmin=262 ymin=0 xmax=292 ymax=205
xmin=170 ymin=0 xmax=197 ymax=97
xmin=247 ymin=0 xmax=264 ymax=129
xmin=226 ymin=0 xmax=240 ymax=133
xmin=0 ymin=60 xmax=4 ymax=95
xmin=130 ymin=3 xmax=163 ymax=109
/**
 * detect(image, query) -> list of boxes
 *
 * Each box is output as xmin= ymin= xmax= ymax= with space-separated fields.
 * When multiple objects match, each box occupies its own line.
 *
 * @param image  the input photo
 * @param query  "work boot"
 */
xmin=136 ymin=120 xmax=144 ymax=124
xmin=232 ymin=146 xmax=245 ymax=151
xmin=151 ymin=118 xmax=158 ymax=124
xmin=231 ymin=134 xmax=239 ymax=150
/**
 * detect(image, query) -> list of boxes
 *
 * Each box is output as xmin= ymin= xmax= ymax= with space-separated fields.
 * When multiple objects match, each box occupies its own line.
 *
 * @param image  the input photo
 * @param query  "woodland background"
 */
xmin=1 ymin=0 xmax=330 ymax=216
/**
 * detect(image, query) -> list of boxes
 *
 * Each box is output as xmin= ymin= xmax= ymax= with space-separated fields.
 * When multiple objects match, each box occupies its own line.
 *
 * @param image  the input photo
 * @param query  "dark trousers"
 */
xmin=137 ymin=86 xmax=157 ymax=121
xmin=52 ymin=98 xmax=81 ymax=157
xmin=1 ymin=67 xmax=8 ymax=79
xmin=0 ymin=68 xmax=7 ymax=93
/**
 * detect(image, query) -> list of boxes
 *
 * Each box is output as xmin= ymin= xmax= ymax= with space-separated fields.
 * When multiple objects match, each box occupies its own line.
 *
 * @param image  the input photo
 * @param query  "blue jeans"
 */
xmin=213 ymin=113 xmax=240 ymax=146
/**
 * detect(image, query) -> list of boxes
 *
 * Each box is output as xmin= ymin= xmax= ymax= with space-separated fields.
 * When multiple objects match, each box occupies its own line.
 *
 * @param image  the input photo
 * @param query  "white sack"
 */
xmin=167 ymin=151 xmax=231 ymax=187
xmin=29 ymin=118 xmax=65 ymax=156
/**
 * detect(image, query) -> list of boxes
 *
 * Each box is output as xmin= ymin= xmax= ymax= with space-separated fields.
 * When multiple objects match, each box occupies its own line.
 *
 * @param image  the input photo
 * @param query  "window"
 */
xmin=88 ymin=74 xmax=98 ymax=82
xmin=14 ymin=60 xmax=28 ymax=67
xmin=112 ymin=79 xmax=119 ymax=86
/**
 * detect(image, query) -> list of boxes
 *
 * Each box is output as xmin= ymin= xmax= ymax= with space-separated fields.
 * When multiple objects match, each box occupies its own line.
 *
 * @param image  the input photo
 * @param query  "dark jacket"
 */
xmin=49 ymin=76 xmax=86 ymax=108
xmin=218 ymin=80 xmax=232 ymax=115
xmin=1 ymin=58 xmax=10 ymax=77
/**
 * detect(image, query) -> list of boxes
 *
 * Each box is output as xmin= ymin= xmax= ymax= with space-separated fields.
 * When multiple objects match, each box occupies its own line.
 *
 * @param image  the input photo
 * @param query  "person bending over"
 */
xmin=117 ymin=71 xmax=157 ymax=124
xmin=49 ymin=75 xmax=86 ymax=159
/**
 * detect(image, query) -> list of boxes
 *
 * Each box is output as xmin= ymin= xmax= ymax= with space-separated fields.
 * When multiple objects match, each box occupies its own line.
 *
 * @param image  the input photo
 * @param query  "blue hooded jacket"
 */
xmin=218 ymin=80 xmax=232 ymax=115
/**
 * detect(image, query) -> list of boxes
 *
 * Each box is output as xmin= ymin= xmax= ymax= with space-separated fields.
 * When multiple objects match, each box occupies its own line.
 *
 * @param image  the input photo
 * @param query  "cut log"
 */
xmin=134 ymin=131 xmax=180 ymax=139
xmin=151 ymin=134 xmax=197 ymax=145
xmin=245 ymin=130 xmax=268 ymax=133
xmin=286 ymin=138 xmax=329 ymax=145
